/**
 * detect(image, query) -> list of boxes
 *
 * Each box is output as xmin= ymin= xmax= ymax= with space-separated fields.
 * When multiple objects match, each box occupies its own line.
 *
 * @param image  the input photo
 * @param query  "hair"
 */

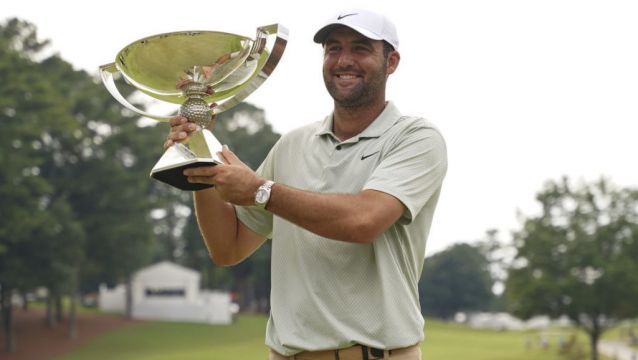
xmin=382 ymin=41 xmax=395 ymax=59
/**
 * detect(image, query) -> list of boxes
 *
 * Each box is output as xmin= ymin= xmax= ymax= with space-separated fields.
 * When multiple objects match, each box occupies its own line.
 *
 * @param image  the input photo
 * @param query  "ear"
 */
xmin=386 ymin=51 xmax=400 ymax=75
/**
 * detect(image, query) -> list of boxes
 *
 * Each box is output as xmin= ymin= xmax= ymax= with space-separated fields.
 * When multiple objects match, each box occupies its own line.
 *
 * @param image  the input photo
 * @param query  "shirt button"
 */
xmin=336 ymin=145 xmax=342 ymax=150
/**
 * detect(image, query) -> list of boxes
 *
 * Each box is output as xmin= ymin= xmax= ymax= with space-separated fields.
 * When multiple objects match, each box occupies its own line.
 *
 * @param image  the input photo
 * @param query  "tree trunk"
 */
xmin=46 ymin=291 xmax=56 ymax=328
xmin=1 ymin=286 xmax=16 ymax=353
xmin=125 ymin=276 xmax=133 ymax=319
xmin=589 ymin=325 xmax=600 ymax=360
xmin=68 ymin=270 xmax=78 ymax=339
xmin=237 ymin=277 xmax=255 ymax=312
xmin=21 ymin=291 xmax=28 ymax=311
xmin=54 ymin=294 xmax=63 ymax=323
xmin=68 ymin=293 xmax=77 ymax=339
xmin=201 ymin=266 xmax=209 ymax=289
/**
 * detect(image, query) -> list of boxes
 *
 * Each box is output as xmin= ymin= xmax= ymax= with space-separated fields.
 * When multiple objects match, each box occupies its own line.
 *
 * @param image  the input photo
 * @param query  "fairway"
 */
xmin=57 ymin=315 xmax=588 ymax=360
xmin=58 ymin=316 xmax=268 ymax=360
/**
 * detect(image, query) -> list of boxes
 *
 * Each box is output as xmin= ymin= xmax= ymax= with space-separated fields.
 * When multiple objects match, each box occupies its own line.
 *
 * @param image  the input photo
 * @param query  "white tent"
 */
xmin=99 ymin=261 xmax=237 ymax=325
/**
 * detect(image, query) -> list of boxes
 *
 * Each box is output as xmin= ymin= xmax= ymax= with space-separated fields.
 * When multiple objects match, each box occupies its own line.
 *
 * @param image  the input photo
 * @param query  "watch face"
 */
xmin=256 ymin=189 xmax=268 ymax=204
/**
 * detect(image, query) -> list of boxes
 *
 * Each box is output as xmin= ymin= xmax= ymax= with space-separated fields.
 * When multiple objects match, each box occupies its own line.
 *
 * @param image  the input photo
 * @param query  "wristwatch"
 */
xmin=255 ymin=180 xmax=275 ymax=209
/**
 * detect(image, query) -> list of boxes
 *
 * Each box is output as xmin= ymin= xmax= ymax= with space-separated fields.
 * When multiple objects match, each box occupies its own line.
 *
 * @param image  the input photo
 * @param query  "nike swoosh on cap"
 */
xmin=337 ymin=13 xmax=358 ymax=20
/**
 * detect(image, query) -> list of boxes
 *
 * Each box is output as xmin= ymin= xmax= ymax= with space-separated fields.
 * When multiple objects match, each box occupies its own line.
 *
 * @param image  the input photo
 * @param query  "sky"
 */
xmin=4 ymin=0 xmax=638 ymax=256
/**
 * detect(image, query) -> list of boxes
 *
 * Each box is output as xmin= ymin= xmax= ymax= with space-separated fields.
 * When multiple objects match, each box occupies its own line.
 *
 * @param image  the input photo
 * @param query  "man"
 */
xmin=165 ymin=9 xmax=447 ymax=360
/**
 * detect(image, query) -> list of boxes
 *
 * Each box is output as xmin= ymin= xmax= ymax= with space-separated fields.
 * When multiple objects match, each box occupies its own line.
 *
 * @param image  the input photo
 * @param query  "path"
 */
xmin=599 ymin=340 xmax=637 ymax=360
xmin=0 ymin=308 xmax=137 ymax=360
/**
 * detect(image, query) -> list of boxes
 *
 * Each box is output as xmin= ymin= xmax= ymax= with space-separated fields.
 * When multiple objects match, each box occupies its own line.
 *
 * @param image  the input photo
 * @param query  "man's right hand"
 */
xmin=163 ymin=116 xmax=199 ymax=150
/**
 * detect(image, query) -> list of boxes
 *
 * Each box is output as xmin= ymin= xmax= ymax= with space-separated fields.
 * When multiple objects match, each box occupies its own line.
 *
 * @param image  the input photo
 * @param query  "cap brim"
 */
xmin=313 ymin=23 xmax=383 ymax=45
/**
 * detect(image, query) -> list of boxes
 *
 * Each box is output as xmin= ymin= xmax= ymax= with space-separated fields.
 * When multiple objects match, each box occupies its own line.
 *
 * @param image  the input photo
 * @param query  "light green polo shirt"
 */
xmin=235 ymin=102 xmax=447 ymax=356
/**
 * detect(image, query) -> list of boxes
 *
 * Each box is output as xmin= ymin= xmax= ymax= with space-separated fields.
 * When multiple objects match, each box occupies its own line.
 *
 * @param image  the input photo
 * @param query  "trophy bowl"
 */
xmin=100 ymin=24 xmax=287 ymax=190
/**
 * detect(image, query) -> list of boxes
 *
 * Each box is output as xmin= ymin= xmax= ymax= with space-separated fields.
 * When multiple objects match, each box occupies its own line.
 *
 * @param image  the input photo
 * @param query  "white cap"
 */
xmin=313 ymin=9 xmax=399 ymax=50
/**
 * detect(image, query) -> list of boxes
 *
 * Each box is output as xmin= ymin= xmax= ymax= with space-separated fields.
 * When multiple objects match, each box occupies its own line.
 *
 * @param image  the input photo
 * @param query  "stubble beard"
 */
xmin=324 ymin=65 xmax=388 ymax=110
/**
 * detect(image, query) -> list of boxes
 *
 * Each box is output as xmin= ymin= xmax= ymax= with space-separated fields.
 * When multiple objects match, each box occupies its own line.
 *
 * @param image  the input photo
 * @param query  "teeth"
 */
xmin=338 ymin=75 xmax=357 ymax=79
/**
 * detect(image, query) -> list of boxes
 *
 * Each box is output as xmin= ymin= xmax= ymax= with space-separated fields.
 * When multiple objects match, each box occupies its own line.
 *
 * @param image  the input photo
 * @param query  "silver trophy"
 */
xmin=100 ymin=24 xmax=287 ymax=190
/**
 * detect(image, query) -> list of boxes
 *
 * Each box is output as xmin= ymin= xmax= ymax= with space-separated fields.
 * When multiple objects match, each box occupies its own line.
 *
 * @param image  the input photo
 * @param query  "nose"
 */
xmin=337 ymin=50 xmax=355 ymax=67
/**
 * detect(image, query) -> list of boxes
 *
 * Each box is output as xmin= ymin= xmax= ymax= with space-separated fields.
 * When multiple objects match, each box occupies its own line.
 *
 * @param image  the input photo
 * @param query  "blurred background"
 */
xmin=1 ymin=1 xmax=637 ymax=359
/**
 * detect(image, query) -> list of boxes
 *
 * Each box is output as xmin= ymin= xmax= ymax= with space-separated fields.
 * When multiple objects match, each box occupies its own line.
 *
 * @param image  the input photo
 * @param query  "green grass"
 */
xmin=422 ymin=320 xmax=576 ymax=360
xmin=604 ymin=322 xmax=638 ymax=349
xmin=58 ymin=315 xmax=601 ymax=360
xmin=58 ymin=315 xmax=268 ymax=360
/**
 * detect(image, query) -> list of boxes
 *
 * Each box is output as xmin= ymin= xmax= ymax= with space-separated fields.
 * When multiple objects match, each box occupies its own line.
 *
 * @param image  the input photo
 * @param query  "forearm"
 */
xmin=183 ymin=148 xmax=402 ymax=245
xmin=266 ymin=184 xmax=403 ymax=243
xmin=193 ymin=188 xmax=248 ymax=265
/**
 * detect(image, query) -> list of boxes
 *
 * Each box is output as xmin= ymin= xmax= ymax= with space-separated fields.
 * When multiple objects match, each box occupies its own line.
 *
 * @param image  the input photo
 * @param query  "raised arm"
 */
xmin=165 ymin=116 xmax=266 ymax=266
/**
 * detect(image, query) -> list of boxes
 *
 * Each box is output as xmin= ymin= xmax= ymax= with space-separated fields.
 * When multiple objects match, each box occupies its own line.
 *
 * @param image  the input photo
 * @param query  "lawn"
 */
xmin=58 ymin=315 xmax=595 ymax=360
xmin=422 ymin=320 xmax=577 ymax=360
xmin=58 ymin=315 xmax=269 ymax=360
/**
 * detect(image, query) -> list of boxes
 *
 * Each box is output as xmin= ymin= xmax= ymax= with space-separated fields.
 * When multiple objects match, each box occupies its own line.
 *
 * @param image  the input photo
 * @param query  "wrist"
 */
xmin=254 ymin=180 xmax=275 ymax=209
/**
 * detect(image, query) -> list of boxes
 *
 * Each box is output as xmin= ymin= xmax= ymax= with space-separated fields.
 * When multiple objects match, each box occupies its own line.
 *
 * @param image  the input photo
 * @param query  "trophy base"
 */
xmin=150 ymin=129 xmax=223 ymax=191
xmin=151 ymin=161 xmax=218 ymax=191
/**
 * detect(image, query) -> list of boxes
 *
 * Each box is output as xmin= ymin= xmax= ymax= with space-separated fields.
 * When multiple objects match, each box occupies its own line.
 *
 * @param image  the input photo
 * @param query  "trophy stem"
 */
xmin=179 ymin=82 xmax=213 ymax=128
xmin=150 ymin=81 xmax=222 ymax=190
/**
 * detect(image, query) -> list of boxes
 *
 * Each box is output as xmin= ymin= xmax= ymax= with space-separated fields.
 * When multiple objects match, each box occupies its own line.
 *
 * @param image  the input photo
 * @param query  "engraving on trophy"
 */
xmin=99 ymin=25 xmax=288 ymax=190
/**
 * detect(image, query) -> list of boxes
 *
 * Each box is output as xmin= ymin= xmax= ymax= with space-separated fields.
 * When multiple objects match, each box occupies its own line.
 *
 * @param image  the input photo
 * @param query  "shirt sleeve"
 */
xmin=234 ymin=143 xmax=278 ymax=238
xmin=363 ymin=121 xmax=447 ymax=224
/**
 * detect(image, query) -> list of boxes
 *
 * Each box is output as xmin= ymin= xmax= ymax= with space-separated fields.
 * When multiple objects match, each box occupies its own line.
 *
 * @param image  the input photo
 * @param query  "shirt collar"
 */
xmin=314 ymin=101 xmax=402 ymax=141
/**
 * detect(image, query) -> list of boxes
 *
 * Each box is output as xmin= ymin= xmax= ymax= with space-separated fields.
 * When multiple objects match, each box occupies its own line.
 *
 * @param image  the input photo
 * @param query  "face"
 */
xmin=322 ymin=27 xmax=399 ymax=109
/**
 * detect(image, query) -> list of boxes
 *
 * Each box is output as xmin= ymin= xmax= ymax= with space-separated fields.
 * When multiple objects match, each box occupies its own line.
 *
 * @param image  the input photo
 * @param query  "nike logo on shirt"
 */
xmin=361 ymin=151 xmax=380 ymax=160
xmin=337 ymin=13 xmax=358 ymax=20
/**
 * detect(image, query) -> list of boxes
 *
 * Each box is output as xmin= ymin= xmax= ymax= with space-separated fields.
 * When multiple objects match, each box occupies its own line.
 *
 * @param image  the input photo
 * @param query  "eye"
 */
xmin=325 ymin=45 xmax=341 ymax=54
xmin=353 ymin=45 xmax=372 ymax=53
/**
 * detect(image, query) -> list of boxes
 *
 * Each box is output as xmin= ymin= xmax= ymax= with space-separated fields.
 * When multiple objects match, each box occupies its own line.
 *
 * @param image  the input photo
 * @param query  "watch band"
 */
xmin=255 ymin=180 xmax=275 ymax=209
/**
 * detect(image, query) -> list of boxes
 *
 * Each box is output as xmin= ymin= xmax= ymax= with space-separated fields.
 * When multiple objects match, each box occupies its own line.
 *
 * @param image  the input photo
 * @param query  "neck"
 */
xmin=332 ymin=100 xmax=387 ymax=141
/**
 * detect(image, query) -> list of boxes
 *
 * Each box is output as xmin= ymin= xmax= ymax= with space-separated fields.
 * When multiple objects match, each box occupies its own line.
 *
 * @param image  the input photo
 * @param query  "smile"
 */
xmin=335 ymin=73 xmax=363 ymax=82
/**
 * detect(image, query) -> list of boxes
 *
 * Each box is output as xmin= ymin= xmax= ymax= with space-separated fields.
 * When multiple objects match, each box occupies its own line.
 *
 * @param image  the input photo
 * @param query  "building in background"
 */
xmin=99 ymin=261 xmax=238 ymax=325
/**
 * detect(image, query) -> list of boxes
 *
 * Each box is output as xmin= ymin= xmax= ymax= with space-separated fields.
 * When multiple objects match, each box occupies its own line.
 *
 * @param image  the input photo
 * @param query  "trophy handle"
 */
xmin=99 ymin=63 xmax=174 ymax=122
xmin=214 ymin=24 xmax=289 ymax=113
